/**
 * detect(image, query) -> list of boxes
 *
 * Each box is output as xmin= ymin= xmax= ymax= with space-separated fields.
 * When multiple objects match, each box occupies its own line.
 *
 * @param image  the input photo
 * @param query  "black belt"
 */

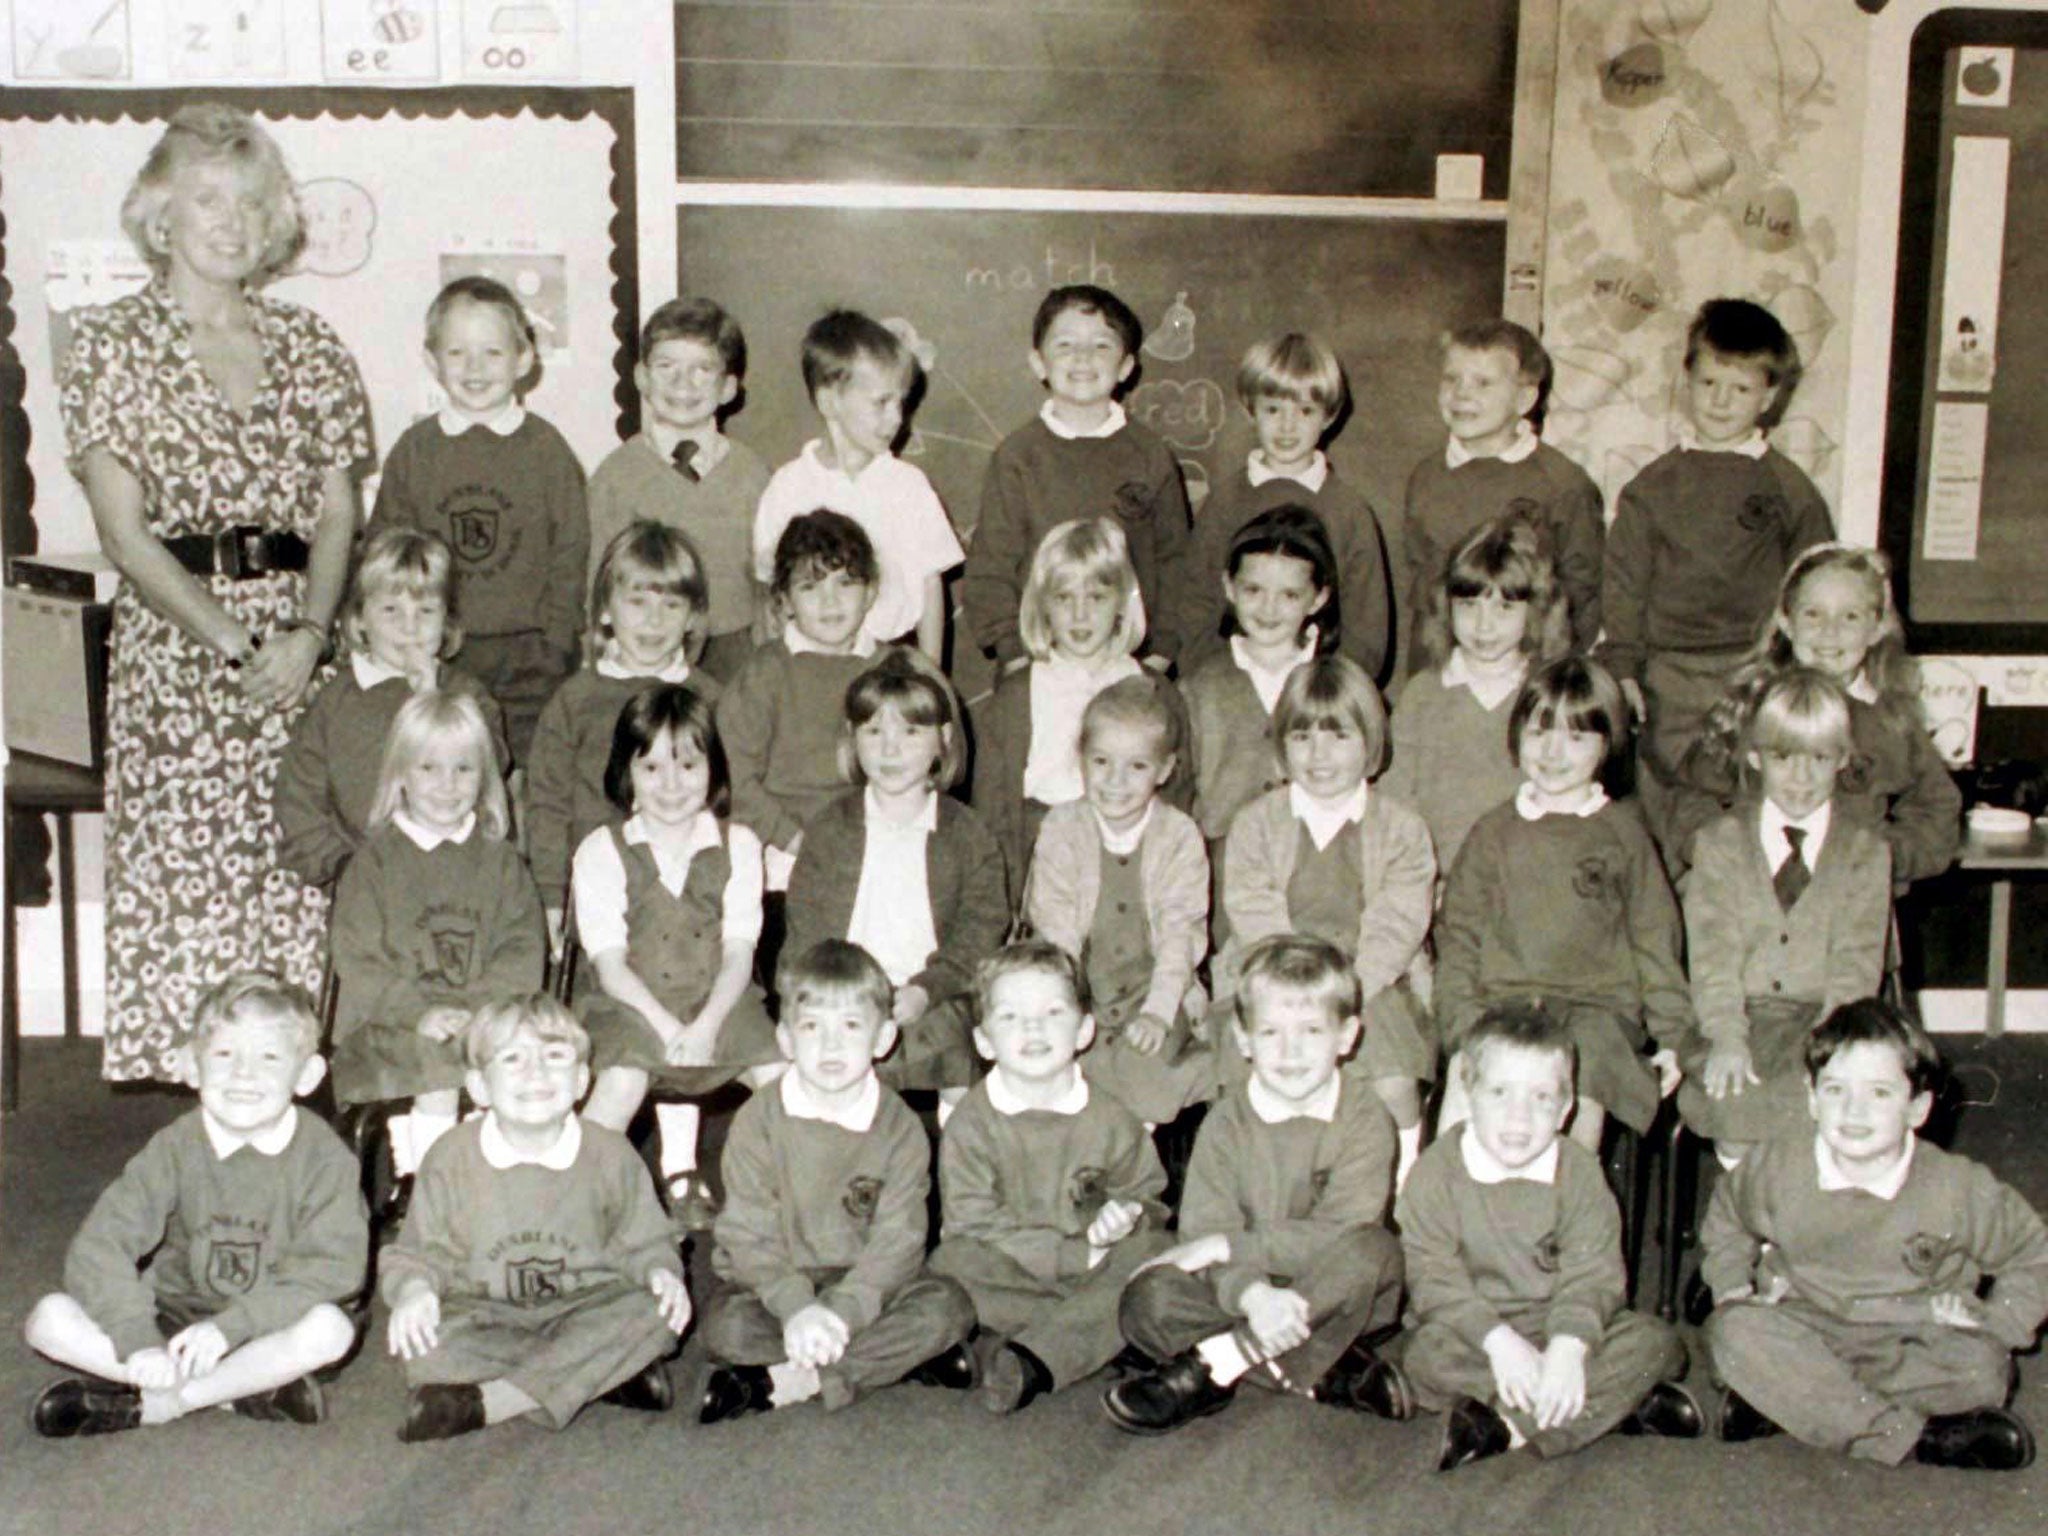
xmin=163 ymin=527 xmax=309 ymax=579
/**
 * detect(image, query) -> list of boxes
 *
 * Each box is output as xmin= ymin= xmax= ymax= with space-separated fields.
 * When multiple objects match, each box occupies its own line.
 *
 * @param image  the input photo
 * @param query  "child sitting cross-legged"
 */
xmin=1103 ymin=935 xmax=1409 ymax=1435
xmin=929 ymin=942 xmax=1171 ymax=1414
xmin=26 ymin=973 xmax=368 ymax=1437
xmin=697 ymin=940 xmax=978 ymax=1423
xmin=382 ymin=994 xmax=690 ymax=1442
xmin=1702 ymin=998 xmax=2047 ymax=1471
xmin=1396 ymin=1001 xmax=1701 ymax=1471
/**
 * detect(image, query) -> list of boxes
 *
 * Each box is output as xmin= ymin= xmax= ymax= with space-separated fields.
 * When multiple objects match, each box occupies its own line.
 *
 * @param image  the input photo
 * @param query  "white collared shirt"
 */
xmin=1290 ymin=779 xmax=1369 ymax=852
xmin=1039 ymin=399 xmax=1127 ymax=440
xmin=1677 ymin=425 xmax=1770 ymax=459
xmin=644 ymin=422 xmax=730 ymax=477
xmin=350 ymin=651 xmax=430 ymax=691
xmin=1514 ymin=782 xmax=1610 ymax=821
xmin=986 ymin=1065 xmax=1090 ymax=1116
xmin=1247 ymin=1072 xmax=1341 ymax=1124
xmin=1246 ymin=450 xmax=1329 ymax=491
xmin=1847 ymin=673 xmax=1879 ymax=705
xmin=1445 ymin=420 xmax=1539 ymax=469
xmin=1459 ymin=1122 xmax=1560 ymax=1185
xmin=436 ymin=401 xmax=526 ymax=438
xmin=571 ymin=811 xmax=764 ymax=956
xmin=1760 ymin=797 xmax=1831 ymax=872
xmin=1814 ymin=1132 xmax=1915 ymax=1199
xmin=393 ymin=808 xmax=477 ymax=850
xmin=480 ymin=1111 xmax=583 ymax=1170
xmin=1023 ymin=654 xmax=1143 ymax=805
xmin=845 ymin=788 xmax=941 ymax=987
xmin=201 ymin=1105 xmax=299 ymax=1159
xmin=780 ymin=1066 xmax=882 ymax=1133
xmin=1443 ymin=648 xmax=1528 ymax=712
xmin=594 ymin=643 xmax=696 ymax=683
xmin=781 ymin=621 xmax=879 ymax=660
xmin=1230 ymin=630 xmax=1316 ymax=713
xmin=1096 ymin=801 xmax=1154 ymax=857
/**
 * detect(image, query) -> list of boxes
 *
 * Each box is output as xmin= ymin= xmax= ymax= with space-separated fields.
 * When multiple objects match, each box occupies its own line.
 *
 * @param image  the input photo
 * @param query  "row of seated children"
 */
xmin=26 ymin=942 xmax=2045 ymax=1478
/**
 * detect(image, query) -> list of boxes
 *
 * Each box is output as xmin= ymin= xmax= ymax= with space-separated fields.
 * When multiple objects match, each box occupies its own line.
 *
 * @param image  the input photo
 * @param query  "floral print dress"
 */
xmin=59 ymin=280 xmax=371 ymax=1081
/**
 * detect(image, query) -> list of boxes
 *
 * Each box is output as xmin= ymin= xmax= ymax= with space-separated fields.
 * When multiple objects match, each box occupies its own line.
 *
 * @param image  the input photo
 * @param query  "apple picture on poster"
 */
xmin=1958 ymin=47 xmax=2013 ymax=108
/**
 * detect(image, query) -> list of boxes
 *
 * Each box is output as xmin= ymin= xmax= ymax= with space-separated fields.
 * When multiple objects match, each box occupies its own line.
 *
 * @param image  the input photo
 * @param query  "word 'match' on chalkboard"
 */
xmin=678 ymin=204 xmax=1506 ymax=536
xmin=1886 ymin=10 xmax=2048 ymax=650
xmin=675 ymin=0 xmax=1517 ymax=197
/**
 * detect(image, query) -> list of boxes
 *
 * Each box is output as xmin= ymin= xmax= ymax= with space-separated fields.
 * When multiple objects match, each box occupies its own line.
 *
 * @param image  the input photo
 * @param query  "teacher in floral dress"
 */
xmin=59 ymin=104 xmax=371 ymax=1082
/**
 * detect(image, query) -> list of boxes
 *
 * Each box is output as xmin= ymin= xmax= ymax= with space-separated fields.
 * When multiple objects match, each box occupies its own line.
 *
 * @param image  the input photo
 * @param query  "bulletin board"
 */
xmin=1882 ymin=10 xmax=2048 ymax=650
xmin=0 ymin=86 xmax=637 ymax=558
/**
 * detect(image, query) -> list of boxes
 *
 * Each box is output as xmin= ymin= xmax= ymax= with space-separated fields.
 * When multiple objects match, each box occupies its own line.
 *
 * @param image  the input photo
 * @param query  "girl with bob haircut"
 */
xmin=329 ymin=689 xmax=545 ymax=1195
xmin=1212 ymin=655 xmax=1436 ymax=1184
xmin=790 ymin=650 xmax=1009 ymax=1098
xmin=277 ymin=528 xmax=507 ymax=889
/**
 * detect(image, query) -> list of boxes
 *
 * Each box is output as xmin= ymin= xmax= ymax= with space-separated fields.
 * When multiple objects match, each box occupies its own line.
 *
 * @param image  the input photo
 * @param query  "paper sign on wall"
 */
xmin=1925 ymin=400 xmax=1989 ymax=561
xmin=13 ymin=0 xmax=132 ymax=80
xmin=1936 ymin=136 xmax=2009 ymax=393
xmin=167 ymin=0 xmax=289 ymax=80
xmin=460 ymin=0 xmax=575 ymax=81
xmin=323 ymin=0 xmax=440 ymax=82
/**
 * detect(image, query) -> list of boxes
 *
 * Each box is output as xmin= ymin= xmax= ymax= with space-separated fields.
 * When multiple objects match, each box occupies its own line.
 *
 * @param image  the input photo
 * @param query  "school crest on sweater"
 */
xmin=207 ymin=1239 xmax=261 ymax=1294
xmin=1069 ymin=1166 xmax=1109 ymax=1218
xmin=1736 ymin=492 xmax=1786 ymax=533
xmin=507 ymin=1255 xmax=568 ymax=1304
xmin=842 ymin=1176 xmax=883 ymax=1223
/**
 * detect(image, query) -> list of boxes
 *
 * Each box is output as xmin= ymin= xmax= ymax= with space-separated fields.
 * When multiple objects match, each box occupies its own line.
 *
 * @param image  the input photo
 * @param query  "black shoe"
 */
xmin=666 ymin=1175 xmax=721 ymax=1234
xmin=1619 ymin=1381 xmax=1704 ymax=1439
xmin=232 ymin=1375 xmax=326 ymax=1424
xmin=376 ymin=1174 xmax=415 ymax=1236
xmin=1313 ymin=1339 xmax=1415 ymax=1421
xmin=1717 ymin=1387 xmax=1783 ymax=1443
xmin=1102 ymin=1351 xmax=1237 ymax=1435
xmin=399 ymin=1382 xmax=487 ymax=1443
xmin=1437 ymin=1396 xmax=1512 ymax=1472
xmin=698 ymin=1364 xmax=775 ymax=1425
xmin=600 ymin=1359 xmax=674 ymax=1413
xmin=979 ymin=1341 xmax=1055 ymax=1416
xmin=30 ymin=1378 xmax=142 ymax=1438
xmin=1914 ymin=1407 xmax=2035 ymax=1471
xmin=903 ymin=1343 xmax=978 ymax=1391
xmin=1683 ymin=1270 xmax=1715 ymax=1327
xmin=1107 ymin=1342 xmax=1158 ymax=1377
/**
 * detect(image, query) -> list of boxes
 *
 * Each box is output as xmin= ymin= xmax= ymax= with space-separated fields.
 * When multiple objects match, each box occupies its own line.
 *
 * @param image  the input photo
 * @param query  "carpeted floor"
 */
xmin=1 ymin=1035 xmax=2044 ymax=1536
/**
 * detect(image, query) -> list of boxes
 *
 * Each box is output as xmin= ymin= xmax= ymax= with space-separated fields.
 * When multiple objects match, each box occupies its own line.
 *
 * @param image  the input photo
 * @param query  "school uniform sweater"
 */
xmin=1395 ymin=1133 xmax=1625 ymax=1348
xmin=1669 ymin=695 xmax=1962 ymax=885
xmin=1433 ymin=800 xmax=1690 ymax=1051
xmin=1179 ymin=1078 xmax=1396 ymax=1312
xmin=711 ymin=1080 xmax=932 ymax=1330
xmin=965 ymin=417 xmax=1190 ymax=663
xmin=275 ymin=662 xmax=506 ymax=888
xmin=1401 ymin=442 xmax=1606 ymax=658
xmin=372 ymin=414 xmax=588 ymax=658
xmin=64 ymin=1109 xmax=367 ymax=1360
xmin=329 ymin=823 xmax=546 ymax=1038
xmin=586 ymin=433 xmax=768 ymax=639
xmin=1379 ymin=666 xmax=1522 ymax=876
xmin=1600 ymin=446 xmax=1833 ymax=682
xmin=380 ymin=1117 xmax=681 ymax=1305
xmin=1027 ymin=800 xmax=1209 ymax=1027
xmin=938 ymin=1077 xmax=1168 ymax=1283
xmin=1183 ymin=654 xmax=1290 ymax=842
xmin=526 ymin=667 xmax=722 ymax=903
xmin=1699 ymin=1136 xmax=2048 ymax=1346
xmin=1215 ymin=786 xmax=1436 ymax=1004
xmin=715 ymin=638 xmax=879 ymax=853
xmin=1684 ymin=804 xmax=1891 ymax=1051
xmin=1167 ymin=464 xmax=1392 ymax=681
xmin=784 ymin=789 xmax=1009 ymax=1007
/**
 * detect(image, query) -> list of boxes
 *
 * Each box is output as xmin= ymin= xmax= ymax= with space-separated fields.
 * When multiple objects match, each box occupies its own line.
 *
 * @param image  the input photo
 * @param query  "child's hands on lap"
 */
xmin=1650 ymin=1047 xmax=1681 ymax=1098
xmin=783 ymin=1303 xmax=850 ymax=1368
xmin=545 ymin=907 xmax=566 ymax=959
xmin=1135 ymin=1233 xmax=1230 ymax=1277
xmin=1086 ymin=1197 xmax=1144 ymax=1251
xmin=1239 ymin=1281 xmax=1312 ymax=1359
xmin=1481 ymin=1324 xmax=1545 ymax=1415
xmin=1703 ymin=1042 xmax=1759 ymax=1100
xmin=664 ymin=1023 xmax=717 ymax=1069
xmin=1530 ymin=1336 xmax=1589 ymax=1429
xmin=388 ymin=1280 xmax=442 ymax=1360
xmin=416 ymin=1005 xmax=473 ymax=1042
xmin=126 ymin=1345 xmax=179 ymax=1392
xmin=1123 ymin=1013 xmax=1170 ymax=1057
xmin=649 ymin=1269 xmax=692 ymax=1334
xmin=166 ymin=1320 xmax=229 ymax=1380
xmin=1931 ymin=1291 xmax=1986 ymax=1331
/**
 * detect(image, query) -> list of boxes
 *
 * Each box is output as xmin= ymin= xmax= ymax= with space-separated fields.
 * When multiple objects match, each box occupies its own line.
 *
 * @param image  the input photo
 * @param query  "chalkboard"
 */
xmin=675 ymin=0 xmax=1518 ymax=197
xmin=1883 ymin=11 xmax=2048 ymax=650
xmin=677 ymin=204 xmax=1507 ymax=547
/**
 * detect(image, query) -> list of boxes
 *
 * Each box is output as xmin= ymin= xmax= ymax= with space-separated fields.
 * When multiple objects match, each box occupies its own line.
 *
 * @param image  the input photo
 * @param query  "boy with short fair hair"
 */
xmin=750 ymin=310 xmax=963 ymax=660
xmin=1396 ymin=1002 xmax=1699 ymax=1471
xmin=26 ymin=973 xmax=367 ymax=1437
xmin=1105 ymin=936 xmax=1409 ymax=1435
xmin=1702 ymin=999 xmax=2047 ymax=1471
xmin=588 ymin=297 xmax=769 ymax=682
xmin=381 ymin=995 xmax=688 ymax=1442
xmin=965 ymin=285 xmax=1191 ymax=666
xmin=698 ymin=940 xmax=977 ymax=1421
xmin=1166 ymin=331 xmax=1392 ymax=681
xmin=1402 ymin=319 xmax=1605 ymax=669
xmin=930 ymin=941 xmax=1171 ymax=1413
